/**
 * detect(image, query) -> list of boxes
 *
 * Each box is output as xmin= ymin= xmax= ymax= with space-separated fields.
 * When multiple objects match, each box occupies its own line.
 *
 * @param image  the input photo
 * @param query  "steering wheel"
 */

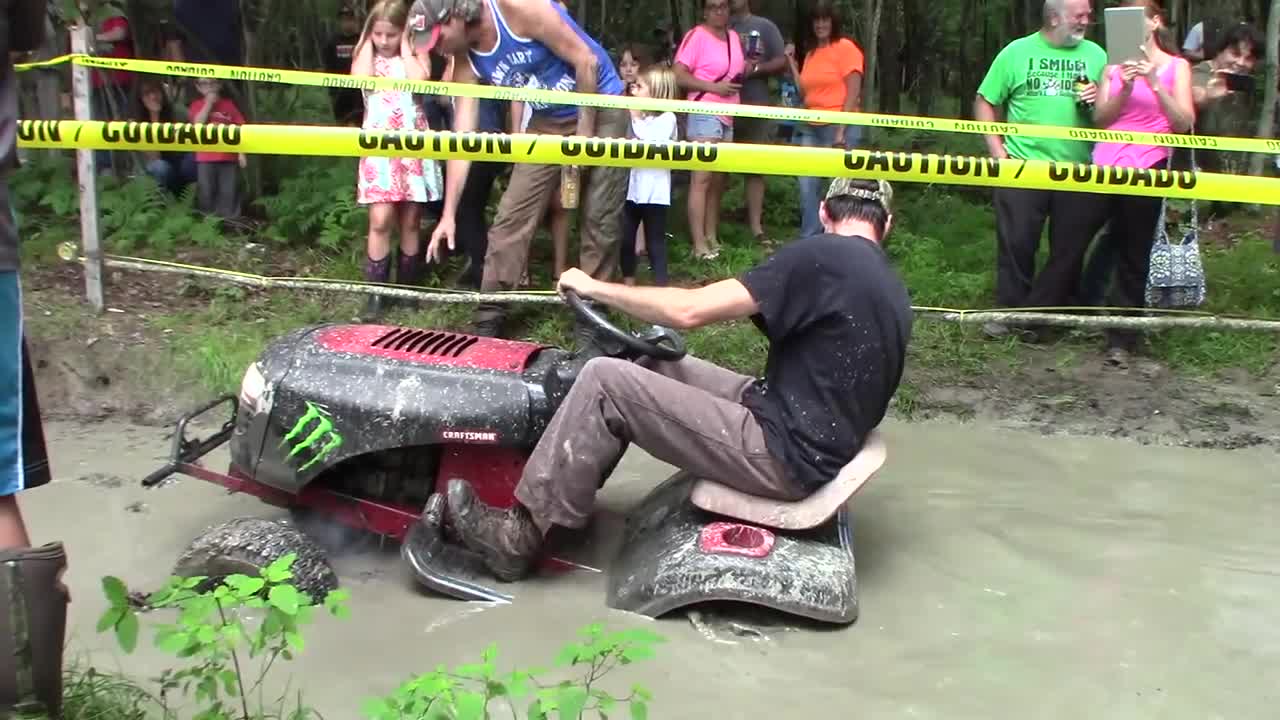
xmin=562 ymin=290 xmax=687 ymax=362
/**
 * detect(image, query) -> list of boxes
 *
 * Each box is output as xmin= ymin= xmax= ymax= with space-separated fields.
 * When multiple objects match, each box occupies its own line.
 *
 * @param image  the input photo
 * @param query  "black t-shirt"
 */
xmin=738 ymin=233 xmax=913 ymax=492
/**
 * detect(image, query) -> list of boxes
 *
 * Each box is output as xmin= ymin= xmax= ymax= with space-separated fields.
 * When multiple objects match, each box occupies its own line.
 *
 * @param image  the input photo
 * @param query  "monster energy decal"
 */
xmin=280 ymin=401 xmax=343 ymax=471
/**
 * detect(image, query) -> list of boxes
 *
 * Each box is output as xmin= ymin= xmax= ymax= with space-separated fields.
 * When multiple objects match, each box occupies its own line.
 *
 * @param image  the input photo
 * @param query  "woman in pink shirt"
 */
xmin=1079 ymin=0 xmax=1194 ymax=366
xmin=673 ymin=0 xmax=744 ymax=260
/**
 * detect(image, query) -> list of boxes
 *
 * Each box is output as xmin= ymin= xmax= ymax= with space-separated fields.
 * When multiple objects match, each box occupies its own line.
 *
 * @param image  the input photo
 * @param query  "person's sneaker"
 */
xmin=444 ymin=479 xmax=543 ymax=582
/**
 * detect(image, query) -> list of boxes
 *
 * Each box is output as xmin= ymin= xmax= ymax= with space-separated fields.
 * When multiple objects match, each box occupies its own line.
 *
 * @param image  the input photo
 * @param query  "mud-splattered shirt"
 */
xmin=739 ymin=233 xmax=913 ymax=491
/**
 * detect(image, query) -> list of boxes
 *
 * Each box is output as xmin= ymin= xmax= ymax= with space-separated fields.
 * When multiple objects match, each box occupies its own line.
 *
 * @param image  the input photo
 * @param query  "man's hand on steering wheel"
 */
xmin=558 ymin=270 xmax=687 ymax=362
xmin=556 ymin=267 xmax=596 ymax=300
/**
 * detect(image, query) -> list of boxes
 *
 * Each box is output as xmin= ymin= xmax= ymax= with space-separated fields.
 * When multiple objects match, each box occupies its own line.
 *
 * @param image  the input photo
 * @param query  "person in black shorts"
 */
xmin=416 ymin=177 xmax=914 ymax=582
xmin=1 ymin=2 xmax=70 ymax=716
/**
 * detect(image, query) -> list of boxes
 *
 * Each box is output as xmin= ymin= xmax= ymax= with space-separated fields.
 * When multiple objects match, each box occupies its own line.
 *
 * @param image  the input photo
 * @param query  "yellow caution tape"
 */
xmin=17 ymin=120 xmax=1280 ymax=205
xmin=16 ymin=53 xmax=1280 ymax=156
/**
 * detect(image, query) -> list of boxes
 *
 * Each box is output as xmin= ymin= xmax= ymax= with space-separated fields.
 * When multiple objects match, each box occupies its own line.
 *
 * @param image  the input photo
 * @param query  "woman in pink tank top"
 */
xmin=1078 ymin=0 xmax=1194 ymax=367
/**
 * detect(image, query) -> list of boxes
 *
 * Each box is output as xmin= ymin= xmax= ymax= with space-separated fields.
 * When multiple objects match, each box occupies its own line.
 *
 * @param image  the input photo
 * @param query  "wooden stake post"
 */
xmin=70 ymin=25 xmax=103 ymax=312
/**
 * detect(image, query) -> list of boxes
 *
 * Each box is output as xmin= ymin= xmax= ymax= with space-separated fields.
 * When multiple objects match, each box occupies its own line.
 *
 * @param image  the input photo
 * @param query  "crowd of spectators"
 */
xmin=15 ymin=0 xmax=1279 ymax=347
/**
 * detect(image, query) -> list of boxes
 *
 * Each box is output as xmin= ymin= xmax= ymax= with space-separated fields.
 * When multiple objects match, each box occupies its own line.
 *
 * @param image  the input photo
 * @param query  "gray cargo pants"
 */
xmin=514 ymin=355 xmax=807 ymax=530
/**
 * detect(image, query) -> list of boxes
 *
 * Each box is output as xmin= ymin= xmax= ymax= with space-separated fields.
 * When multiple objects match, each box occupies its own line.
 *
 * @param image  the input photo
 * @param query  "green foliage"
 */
xmin=253 ymin=159 xmax=363 ymax=255
xmin=62 ymin=663 xmax=159 ymax=720
xmin=97 ymin=175 xmax=226 ymax=256
xmin=363 ymin=623 xmax=664 ymax=720
xmin=97 ymin=553 xmax=351 ymax=720
xmin=11 ymin=151 xmax=227 ymax=259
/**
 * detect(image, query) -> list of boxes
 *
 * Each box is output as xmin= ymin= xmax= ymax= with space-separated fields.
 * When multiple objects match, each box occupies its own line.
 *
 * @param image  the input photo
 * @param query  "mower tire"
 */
xmin=173 ymin=517 xmax=340 ymax=600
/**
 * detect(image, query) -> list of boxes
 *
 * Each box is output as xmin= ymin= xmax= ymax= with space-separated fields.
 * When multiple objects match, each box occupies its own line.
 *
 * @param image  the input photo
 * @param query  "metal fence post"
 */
xmin=69 ymin=25 xmax=103 ymax=312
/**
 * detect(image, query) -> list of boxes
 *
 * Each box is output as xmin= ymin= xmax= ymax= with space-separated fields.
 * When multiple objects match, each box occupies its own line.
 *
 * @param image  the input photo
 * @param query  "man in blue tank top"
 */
xmin=410 ymin=0 xmax=630 ymax=349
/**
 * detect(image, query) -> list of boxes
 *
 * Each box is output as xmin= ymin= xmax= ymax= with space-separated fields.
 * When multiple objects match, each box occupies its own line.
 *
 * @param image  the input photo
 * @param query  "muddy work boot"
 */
xmin=444 ymin=478 xmax=542 ymax=582
xmin=0 ymin=542 xmax=69 ymax=719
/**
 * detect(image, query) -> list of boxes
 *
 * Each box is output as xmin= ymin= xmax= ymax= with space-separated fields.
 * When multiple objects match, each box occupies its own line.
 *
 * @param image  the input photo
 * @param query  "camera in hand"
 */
xmin=1223 ymin=72 xmax=1254 ymax=94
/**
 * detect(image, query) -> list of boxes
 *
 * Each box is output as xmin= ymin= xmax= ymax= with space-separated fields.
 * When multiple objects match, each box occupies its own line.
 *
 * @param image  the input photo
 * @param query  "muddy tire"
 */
xmin=173 ymin=517 xmax=340 ymax=601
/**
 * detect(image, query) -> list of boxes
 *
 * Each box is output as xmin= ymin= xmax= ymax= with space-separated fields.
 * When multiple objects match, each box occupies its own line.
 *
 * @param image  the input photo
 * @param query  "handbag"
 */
xmin=1145 ymin=149 xmax=1207 ymax=308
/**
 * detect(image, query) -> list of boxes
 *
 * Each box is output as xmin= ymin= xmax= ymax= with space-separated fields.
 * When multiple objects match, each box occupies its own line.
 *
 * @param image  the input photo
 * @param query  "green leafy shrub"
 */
xmin=253 ymin=159 xmax=363 ymax=255
xmin=363 ymin=623 xmax=663 ymax=720
xmin=98 ymin=553 xmax=350 ymax=720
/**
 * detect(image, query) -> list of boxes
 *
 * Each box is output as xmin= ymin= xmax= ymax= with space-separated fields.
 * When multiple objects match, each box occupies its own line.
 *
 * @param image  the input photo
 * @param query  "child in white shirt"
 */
xmin=621 ymin=65 xmax=679 ymax=286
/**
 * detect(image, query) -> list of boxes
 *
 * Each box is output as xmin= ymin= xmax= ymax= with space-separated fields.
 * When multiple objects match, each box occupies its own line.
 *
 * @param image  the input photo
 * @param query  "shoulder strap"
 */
xmin=687 ymin=26 xmax=734 ymax=102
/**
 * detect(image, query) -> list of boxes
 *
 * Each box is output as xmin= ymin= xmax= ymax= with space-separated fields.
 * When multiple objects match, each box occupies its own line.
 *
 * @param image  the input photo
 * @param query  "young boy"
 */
xmin=323 ymin=3 xmax=364 ymax=126
xmin=188 ymin=77 xmax=247 ymax=219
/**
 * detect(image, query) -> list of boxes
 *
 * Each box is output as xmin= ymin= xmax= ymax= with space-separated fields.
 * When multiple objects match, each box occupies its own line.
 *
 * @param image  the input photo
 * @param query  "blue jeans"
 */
xmin=794 ymin=122 xmax=862 ymax=238
xmin=146 ymin=154 xmax=197 ymax=195
xmin=1 ymin=271 xmax=50 ymax=497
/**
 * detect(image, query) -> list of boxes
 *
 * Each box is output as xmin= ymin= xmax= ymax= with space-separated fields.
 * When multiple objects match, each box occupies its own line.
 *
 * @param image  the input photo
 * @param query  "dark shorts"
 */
xmin=1 ymin=271 xmax=51 ymax=497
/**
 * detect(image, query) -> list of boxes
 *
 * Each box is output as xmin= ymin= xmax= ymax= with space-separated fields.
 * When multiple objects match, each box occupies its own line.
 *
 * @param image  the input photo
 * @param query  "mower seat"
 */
xmin=689 ymin=429 xmax=887 ymax=531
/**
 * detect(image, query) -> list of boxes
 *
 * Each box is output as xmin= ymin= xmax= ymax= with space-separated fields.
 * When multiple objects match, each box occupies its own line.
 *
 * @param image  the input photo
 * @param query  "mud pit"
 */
xmin=19 ymin=418 xmax=1280 ymax=718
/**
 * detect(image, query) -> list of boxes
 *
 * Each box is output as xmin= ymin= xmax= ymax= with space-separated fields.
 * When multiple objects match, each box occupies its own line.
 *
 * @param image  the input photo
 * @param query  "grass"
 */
xmin=13 ymin=146 xmax=1280 ymax=402
xmin=62 ymin=662 xmax=159 ymax=720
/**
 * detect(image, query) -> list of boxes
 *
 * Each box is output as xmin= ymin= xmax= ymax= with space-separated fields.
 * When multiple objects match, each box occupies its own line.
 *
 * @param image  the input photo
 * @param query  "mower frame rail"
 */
xmin=141 ymin=394 xmax=239 ymax=488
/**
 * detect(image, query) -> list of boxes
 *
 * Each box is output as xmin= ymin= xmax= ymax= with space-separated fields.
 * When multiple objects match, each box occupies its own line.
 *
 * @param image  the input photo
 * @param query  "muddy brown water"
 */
xmin=18 ymin=418 xmax=1280 ymax=718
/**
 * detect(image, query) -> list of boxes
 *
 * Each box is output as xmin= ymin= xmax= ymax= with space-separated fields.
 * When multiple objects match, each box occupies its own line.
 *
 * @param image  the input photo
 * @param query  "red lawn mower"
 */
xmin=143 ymin=292 xmax=885 ymax=623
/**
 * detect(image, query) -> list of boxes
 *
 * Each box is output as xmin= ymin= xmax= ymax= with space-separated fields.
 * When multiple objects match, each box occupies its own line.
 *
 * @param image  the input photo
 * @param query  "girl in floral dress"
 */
xmin=351 ymin=0 xmax=443 ymax=320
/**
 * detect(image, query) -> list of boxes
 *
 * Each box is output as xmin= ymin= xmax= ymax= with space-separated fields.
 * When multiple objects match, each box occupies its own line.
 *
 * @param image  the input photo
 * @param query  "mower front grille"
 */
xmin=371 ymin=328 xmax=480 ymax=358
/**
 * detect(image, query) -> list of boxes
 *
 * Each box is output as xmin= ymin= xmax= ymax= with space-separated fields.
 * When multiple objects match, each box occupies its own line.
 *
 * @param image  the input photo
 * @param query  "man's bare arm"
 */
xmin=580 ymin=278 xmax=760 ymax=330
xmin=502 ymin=0 xmax=599 ymax=136
xmin=973 ymin=95 xmax=1008 ymax=159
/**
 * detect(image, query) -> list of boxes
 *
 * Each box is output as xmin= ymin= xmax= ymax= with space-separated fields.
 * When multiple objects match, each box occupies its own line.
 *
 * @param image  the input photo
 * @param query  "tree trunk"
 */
xmin=1249 ymin=0 xmax=1278 ymax=177
xmin=240 ymin=0 xmax=263 ymax=205
xmin=878 ymin=0 xmax=900 ymax=113
xmin=862 ymin=0 xmax=881 ymax=111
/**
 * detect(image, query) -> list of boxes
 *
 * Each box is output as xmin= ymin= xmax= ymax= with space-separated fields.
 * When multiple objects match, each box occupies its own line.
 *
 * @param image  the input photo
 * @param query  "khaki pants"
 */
xmin=514 ymin=356 xmax=807 ymax=530
xmin=481 ymin=108 xmax=631 ymax=290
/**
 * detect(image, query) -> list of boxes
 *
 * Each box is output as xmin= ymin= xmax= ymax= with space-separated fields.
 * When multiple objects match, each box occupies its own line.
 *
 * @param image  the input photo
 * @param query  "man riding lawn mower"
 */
xmin=409 ymin=177 xmax=913 ymax=585
xmin=143 ymin=177 xmax=910 ymax=624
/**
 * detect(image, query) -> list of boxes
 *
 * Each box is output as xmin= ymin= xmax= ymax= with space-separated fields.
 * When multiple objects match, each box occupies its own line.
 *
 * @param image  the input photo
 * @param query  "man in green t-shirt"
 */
xmin=973 ymin=0 xmax=1107 ymax=336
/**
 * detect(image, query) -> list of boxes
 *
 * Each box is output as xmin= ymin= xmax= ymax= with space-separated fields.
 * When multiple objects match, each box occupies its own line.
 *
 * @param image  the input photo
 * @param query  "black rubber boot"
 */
xmin=0 ymin=542 xmax=68 ymax=719
xmin=396 ymin=249 xmax=424 ymax=311
xmin=468 ymin=302 xmax=508 ymax=338
xmin=361 ymin=253 xmax=392 ymax=322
